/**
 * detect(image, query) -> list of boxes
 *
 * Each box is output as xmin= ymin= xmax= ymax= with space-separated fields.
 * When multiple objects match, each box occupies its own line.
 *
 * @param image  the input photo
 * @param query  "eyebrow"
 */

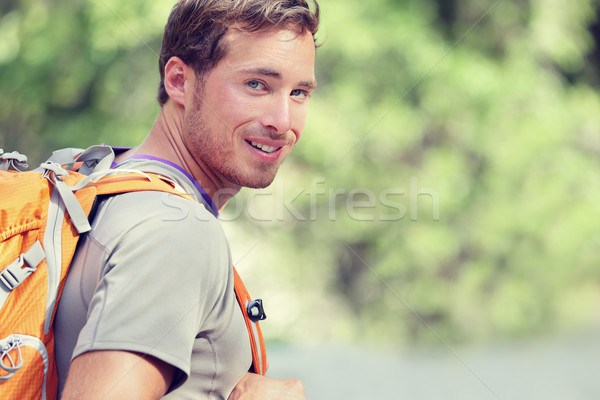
xmin=299 ymin=80 xmax=317 ymax=90
xmin=242 ymin=67 xmax=317 ymax=90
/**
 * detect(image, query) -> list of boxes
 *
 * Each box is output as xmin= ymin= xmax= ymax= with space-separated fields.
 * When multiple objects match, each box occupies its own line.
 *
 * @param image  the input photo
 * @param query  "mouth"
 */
xmin=246 ymin=140 xmax=281 ymax=153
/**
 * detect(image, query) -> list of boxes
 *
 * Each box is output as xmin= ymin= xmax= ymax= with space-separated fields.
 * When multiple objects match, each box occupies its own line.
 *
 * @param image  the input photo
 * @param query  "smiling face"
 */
xmin=182 ymin=27 xmax=316 ymax=191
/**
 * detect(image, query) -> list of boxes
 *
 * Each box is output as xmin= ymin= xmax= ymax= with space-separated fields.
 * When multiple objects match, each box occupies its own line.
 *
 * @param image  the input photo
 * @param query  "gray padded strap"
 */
xmin=42 ymin=146 xmax=115 ymax=175
xmin=73 ymin=145 xmax=115 ymax=175
xmin=43 ymin=148 xmax=84 ymax=170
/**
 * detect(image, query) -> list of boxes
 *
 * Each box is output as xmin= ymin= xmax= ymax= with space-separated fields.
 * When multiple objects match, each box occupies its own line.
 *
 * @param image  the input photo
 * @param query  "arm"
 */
xmin=60 ymin=350 xmax=175 ymax=400
xmin=228 ymin=373 xmax=306 ymax=400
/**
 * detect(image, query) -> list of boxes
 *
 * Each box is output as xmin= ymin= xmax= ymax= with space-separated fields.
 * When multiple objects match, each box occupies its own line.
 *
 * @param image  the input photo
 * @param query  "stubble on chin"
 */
xmin=184 ymin=91 xmax=282 ymax=190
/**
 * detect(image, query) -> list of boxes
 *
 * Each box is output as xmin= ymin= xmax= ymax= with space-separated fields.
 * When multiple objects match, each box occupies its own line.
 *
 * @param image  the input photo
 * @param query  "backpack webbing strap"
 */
xmin=45 ymin=145 xmax=113 ymax=175
xmin=41 ymin=162 xmax=93 ymax=234
xmin=233 ymin=268 xmax=268 ymax=376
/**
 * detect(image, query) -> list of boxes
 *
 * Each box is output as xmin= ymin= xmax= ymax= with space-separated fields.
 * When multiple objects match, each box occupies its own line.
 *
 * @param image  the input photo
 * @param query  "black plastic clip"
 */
xmin=246 ymin=299 xmax=266 ymax=323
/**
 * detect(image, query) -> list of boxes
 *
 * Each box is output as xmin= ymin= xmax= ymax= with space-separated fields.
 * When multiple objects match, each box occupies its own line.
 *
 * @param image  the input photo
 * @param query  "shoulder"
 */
xmin=89 ymin=190 xmax=230 ymax=281
xmin=94 ymin=190 xmax=223 ymax=242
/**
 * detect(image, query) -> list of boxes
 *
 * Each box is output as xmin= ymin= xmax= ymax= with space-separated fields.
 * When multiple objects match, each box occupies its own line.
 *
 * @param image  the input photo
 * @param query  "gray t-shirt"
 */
xmin=54 ymin=158 xmax=252 ymax=399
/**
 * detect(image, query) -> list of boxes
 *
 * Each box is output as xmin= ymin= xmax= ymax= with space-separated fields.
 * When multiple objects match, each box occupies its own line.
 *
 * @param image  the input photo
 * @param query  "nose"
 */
xmin=261 ymin=94 xmax=292 ymax=134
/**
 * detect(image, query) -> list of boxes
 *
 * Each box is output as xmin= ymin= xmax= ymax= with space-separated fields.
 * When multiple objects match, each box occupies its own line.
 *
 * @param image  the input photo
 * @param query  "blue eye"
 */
xmin=291 ymin=89 xmax=308 ymax=98
xmin=247 ymin=80 xmax=262 ymax=89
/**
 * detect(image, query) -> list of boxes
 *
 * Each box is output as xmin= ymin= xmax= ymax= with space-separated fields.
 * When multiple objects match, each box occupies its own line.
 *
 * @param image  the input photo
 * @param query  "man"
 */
xmin=54 ymin=0 xmax=319 ymax=398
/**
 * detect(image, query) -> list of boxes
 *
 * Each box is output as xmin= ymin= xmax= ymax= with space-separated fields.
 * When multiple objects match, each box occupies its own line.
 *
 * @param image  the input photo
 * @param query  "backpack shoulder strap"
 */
xmin=92 ymin=172 xmax=191 ymax=198
xmin=233 ymin=267 xmax=268 ymax=375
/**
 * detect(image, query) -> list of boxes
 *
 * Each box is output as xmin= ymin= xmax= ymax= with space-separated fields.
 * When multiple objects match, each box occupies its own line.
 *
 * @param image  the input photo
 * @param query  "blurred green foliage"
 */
xmin=2 ymin=0 xmax=600 ymax=348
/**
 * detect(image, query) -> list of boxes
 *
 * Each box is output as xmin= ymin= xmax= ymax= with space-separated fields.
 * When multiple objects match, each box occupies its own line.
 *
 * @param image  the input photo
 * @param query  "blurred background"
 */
xmin=2 ymin=0 xmax=600 ymax=398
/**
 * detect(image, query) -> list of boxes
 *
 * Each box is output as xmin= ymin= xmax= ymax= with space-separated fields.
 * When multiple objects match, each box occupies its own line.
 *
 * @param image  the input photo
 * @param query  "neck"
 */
xmin=115 ymin=102 xmax=240 ymax=210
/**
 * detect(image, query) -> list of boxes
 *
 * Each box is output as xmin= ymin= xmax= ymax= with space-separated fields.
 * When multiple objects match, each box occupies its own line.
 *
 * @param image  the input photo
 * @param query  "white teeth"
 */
xmin=250 ymin=141 xmax=278 ymax=153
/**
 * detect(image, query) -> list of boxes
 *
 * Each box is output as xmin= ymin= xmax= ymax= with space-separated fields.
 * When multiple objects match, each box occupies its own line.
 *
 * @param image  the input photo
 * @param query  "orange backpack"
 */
xmin=0 ymin=146 xmax=267 ymax=400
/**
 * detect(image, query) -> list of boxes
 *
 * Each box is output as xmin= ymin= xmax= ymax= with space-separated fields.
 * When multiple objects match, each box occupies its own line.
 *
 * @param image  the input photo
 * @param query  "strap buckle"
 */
xmin=0 ymin=257 xmax=35 ymax=291
xmin=0 ymin=241 xmax=45 ymax=291
xmin=246 ymin=299 xmax=267 ymax=323
xmin=0 ymin=150 xmax=28 ymax=172
xmin=40 ymin=161 xmax=69 ymax=180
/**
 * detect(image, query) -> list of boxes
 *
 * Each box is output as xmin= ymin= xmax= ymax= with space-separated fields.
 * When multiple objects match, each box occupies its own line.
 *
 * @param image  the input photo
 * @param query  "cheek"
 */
xmin=291 ymin=105 xmax=309 ymax=140
xmin=216 ymin=92 xmax=260 ymax=129
xmin=202 ymin=83 xmax=247 ymax=127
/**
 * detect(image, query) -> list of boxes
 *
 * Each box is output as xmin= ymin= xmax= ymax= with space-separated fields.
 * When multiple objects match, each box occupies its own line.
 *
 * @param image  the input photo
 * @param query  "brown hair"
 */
xmin=157 ymin=0 xmax=320 ymax=106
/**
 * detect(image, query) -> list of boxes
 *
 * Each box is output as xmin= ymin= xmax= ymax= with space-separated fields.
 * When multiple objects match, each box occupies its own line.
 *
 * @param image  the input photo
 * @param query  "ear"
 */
xmin=163 ymin=57 xmax=193 ymax=106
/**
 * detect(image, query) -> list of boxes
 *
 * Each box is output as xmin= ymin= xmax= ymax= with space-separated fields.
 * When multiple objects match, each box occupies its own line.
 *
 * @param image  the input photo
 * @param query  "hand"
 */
xmin=228 ymin=372 xmax=306 ymax=400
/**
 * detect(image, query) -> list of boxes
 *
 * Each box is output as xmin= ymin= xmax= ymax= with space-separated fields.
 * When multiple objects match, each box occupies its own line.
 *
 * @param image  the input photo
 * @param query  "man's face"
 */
xmin=183 ymin=27 xmax=316 ymax=191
